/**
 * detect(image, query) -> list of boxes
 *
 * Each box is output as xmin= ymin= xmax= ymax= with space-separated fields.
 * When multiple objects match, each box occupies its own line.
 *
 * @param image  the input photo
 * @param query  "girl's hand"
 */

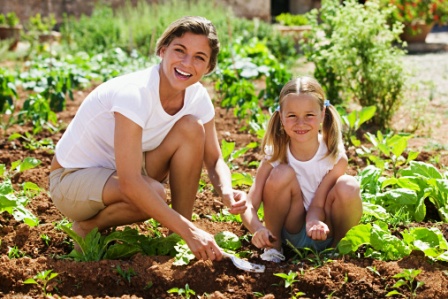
xmin=252 ymin=227 xmax=276 ymax=249
xmin=223 ymin=189 xmax=247 ymax=214
xmin=306 ymin=220 xmax=329 ymax=241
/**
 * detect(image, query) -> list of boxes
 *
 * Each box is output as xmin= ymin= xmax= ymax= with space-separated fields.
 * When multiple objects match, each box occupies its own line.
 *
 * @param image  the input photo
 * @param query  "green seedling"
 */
xmin=40 ymin=234 xmax=51 ymax=246
xmin=286 ymin=240 xmax=336 ymax=267
xmin=206 ymin=208 xmax=242 ymax=223
xmin=23 ymin=269 xmax=59 ymax=297
xmin=8 ymin=246 xmax=26 ymax=259
xmin=274 ymin=270 xmax=306 ymax=298
xmin=274 ymin=270 xmax=299 ymax=289
xmin=8 ymin=132 xmax=55 ymax=151
xmin=386 ymin=268 xmax=425 ymax=298
xmin=167 ymin=283 xmax=196 ymax=299
xmin=115 ymin=265 xmax=136 ymax=284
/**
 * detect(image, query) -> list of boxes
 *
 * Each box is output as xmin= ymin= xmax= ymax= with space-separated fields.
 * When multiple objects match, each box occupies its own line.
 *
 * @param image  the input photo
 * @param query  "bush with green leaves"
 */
xmin=303 ymin=0 xmax=407 ymax=129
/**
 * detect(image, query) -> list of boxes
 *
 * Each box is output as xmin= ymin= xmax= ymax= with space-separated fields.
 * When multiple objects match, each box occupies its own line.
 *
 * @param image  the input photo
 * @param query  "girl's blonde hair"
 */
xmin=155 ymin=16 xmax=220 ymax=75
xmin=262 ymin=77 xmax=344 ymax=164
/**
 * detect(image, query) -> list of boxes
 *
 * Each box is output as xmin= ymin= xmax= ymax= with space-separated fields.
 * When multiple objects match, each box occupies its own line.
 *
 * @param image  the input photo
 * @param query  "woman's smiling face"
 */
xmin=280 ymin=93 xmax=324 ymax=143
xmin=159 ymin=32 xmax=211 ymax=91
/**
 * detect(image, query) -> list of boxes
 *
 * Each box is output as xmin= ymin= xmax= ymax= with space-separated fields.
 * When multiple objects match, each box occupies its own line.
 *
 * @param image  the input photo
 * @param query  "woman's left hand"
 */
xmin=222 ymin=189 xmax=247 ymax=214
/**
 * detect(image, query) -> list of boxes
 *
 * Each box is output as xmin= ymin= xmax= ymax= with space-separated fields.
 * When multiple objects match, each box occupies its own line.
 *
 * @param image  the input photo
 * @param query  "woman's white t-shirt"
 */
xmin=55 ymin=64 xmax=215 ymax=169
xmin=268 ymin=135 xmax=344 ymax=211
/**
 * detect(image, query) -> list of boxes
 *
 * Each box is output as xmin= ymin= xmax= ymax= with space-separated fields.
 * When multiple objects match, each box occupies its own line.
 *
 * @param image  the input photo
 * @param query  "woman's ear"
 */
xmin=159 ymin=46 xmax=166 ymax=58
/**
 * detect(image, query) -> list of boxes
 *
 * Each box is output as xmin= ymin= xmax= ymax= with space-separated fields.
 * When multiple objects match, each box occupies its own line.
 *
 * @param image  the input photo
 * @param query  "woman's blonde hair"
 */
xmin=155 ymin=16 xmax=220 ymax=75
xmin=262 ymin=76 xmax=344 ymax=164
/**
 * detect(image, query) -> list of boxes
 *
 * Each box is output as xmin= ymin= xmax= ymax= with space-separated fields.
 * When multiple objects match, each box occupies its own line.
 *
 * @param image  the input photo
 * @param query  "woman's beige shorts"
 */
xmin=49 ymin=167 xmax=115 ymax=221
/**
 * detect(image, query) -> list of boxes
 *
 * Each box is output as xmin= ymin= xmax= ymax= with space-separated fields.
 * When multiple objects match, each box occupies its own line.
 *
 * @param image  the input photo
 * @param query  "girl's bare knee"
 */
xmin=334 ymin=175 xmax=360 ymax=202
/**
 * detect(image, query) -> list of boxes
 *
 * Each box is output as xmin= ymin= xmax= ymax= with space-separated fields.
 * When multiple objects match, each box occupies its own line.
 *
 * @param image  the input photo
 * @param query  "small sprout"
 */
xmin=167 ymin=283 xmax=196 ymax=299
xmin=23 ymin=269 xmax=59 ymax=297
xmin=114 ymin=265 xmax=136 ymax=284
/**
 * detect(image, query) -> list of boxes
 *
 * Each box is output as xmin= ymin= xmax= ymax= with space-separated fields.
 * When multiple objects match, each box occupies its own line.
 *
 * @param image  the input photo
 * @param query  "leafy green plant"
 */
xmin=393 ymin=161 xmax=448 ymax=222
xmin=167 ymin=283 xmax=196 ymax=299
xmin=0 ymin=158 xmax=41 ymax=227
xmin=172 ymin=241 xmax=196 ymax=266
xmin=338 ymin=221 xmax=448 ymax=261
xmin=275 ymin=13 xmax=309 ymax=26
xmin=61 ymin=225 xmax=183 ymax=261
xmin=386 ymin=269 xmax=425 ymax=298
xmin=23 ymin=269 xmax=59 ymax=297
xmin=17 ymin=94 xmax=59 ymax=134
xmin=214 ymin=231 xmax=242 ymax=251
xmin=359 ymin=131 xmax=419 ymax=176
xmin=220 ymin=140 xmax=255 ymax=187
xmin=340 ymin=105 xmax=376 ymax=147
xmin=303 ymin=0 xmax=407 ymax=129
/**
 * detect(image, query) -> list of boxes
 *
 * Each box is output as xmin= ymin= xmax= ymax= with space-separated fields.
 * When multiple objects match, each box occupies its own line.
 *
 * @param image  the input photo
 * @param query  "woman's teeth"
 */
xmin=175 ymin=68 xmax=192 ymax=77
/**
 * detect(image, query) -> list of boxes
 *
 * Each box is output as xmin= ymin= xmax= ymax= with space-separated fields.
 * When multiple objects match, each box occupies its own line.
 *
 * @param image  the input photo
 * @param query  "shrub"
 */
xmin=303 ymin=0 xmax=408 ymax=130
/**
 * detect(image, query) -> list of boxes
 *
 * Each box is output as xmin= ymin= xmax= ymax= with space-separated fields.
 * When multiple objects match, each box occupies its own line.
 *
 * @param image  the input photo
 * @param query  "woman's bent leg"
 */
xmin=144 ymin=115 xmax=205 ymax=220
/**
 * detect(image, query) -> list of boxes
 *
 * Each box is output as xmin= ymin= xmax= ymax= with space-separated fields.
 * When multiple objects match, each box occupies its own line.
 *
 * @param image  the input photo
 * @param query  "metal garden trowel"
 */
xmin=221 ymin=251 xmax=265 ymax=273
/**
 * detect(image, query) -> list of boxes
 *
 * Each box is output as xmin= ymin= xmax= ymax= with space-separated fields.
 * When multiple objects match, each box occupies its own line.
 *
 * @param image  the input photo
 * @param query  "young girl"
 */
xmin=241 ymin=77 xmax=362 ymax=262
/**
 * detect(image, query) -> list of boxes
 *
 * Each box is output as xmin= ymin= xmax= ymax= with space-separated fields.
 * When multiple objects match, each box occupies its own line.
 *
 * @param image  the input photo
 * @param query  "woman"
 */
xmin=49 ymin=16 xmax=247 ymax=261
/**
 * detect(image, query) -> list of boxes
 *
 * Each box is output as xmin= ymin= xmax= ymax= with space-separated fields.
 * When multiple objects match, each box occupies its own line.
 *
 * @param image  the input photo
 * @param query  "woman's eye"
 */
xmin=196 ymin=56 xmax=205 ymax=61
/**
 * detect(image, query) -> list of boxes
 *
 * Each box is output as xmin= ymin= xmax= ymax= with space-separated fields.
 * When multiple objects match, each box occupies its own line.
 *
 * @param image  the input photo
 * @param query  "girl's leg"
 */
xmin=324 ymin=175 xmax=362 ymax=247
xmin=263 ymin=164 xmax=305 ymax=250
xmin=74 ymin=115 xmax=205 ymax=237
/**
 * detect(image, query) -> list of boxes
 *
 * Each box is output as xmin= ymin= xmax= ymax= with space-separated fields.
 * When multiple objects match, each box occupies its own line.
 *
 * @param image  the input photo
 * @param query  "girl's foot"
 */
xmin=260 ymin=248 xmax=285 ymax=263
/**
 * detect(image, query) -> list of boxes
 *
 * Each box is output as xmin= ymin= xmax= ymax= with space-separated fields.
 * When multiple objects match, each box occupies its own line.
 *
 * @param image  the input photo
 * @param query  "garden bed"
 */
xmin=0 ymin=81 xmax=447 ymax=298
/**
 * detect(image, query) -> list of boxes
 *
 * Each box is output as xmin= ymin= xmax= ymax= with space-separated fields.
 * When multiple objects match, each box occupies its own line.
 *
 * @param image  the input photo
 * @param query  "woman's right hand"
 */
xmin=252 ymin=227 xmax=276 ymax=249
xmin=184 ymin=226 xmax=223 ymax=261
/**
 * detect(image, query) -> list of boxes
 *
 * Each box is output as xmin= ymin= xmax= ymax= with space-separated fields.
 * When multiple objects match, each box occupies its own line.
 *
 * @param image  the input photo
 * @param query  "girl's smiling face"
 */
xmin=280 ymin=93 xmax=325 ymax=143
xmin=159 ymin=32 xmax=211 ymax=91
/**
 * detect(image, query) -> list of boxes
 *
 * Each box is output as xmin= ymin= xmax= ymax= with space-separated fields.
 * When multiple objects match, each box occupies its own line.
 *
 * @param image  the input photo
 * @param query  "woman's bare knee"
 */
xmin=172 ymin=115 xmax=205 ymax=140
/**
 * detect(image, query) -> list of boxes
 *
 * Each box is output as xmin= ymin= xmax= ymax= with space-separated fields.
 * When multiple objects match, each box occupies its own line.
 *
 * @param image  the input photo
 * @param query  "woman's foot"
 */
xmin=71 ymin=221 xmax=89 ymax=252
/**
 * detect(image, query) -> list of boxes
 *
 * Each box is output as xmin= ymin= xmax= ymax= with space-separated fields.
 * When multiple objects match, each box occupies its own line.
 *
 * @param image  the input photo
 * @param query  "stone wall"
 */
xmin=0 ymin=0 xmax=271 ymax=25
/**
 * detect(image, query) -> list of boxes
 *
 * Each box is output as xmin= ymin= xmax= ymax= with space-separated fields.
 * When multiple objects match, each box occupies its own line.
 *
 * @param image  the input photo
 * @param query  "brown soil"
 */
xmin=0 ymin=70 xmax=448 ymax=299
